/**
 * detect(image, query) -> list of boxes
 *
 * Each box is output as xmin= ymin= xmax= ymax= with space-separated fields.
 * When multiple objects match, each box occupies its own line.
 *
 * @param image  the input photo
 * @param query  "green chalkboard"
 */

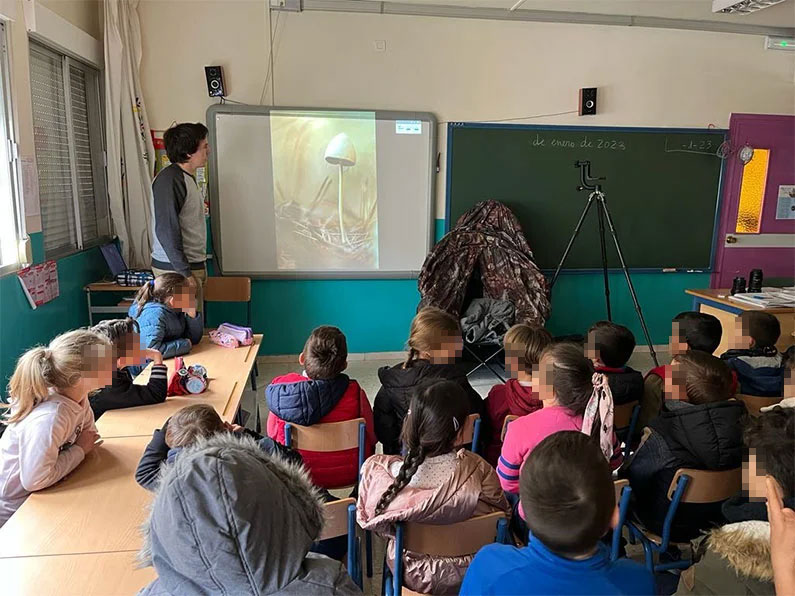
xmin=446 ymin=124 xmax=726 ymax=270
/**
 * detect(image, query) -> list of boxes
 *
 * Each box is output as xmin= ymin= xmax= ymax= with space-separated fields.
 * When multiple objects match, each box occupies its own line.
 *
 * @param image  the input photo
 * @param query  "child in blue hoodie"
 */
xmin=462 ymin=431 xmax=653 ymax=596
xmin=129 ymin=272 xmax=203 ymax=359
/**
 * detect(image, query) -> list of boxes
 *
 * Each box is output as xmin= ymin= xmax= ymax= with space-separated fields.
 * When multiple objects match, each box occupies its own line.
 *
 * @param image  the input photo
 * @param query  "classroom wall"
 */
xmin=0 ymin=0 xmax=105 ymax=387
xmin=138 ymin=2 xmax=794 ymax=354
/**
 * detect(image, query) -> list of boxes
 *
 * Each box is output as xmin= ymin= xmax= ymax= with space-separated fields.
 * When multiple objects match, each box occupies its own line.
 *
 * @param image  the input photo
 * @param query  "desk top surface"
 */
xmin=85 ymin=281 xmax=143 ymax=292
xmin=96 ymin=334 xmax=262 ymax=438
xmin=0 ymin=551 xmax=156 ymax=596
xmin=0 ymin=435 xmax=151 ymax=557
xmin=686 ymin=289 xmax=795 ymax=314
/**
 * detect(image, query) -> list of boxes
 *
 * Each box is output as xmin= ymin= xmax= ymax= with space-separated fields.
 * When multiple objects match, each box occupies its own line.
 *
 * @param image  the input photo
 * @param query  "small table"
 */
xmin=96 ymin=334 xmax=262 ymax=438
xmin=0 ymin=436 xmax=152 ymax=557
xmin=84 ymin=281 xmax=143 ymax=326
xmin=686 ymin=289 xmax=795 ymax=356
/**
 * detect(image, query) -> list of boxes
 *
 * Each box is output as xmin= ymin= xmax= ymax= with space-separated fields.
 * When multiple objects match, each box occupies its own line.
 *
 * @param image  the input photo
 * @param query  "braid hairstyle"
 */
xmin=374 ymin=380 xmax=469 ymax=515
xmin=403 ymin=307 xmax=460 ymax=369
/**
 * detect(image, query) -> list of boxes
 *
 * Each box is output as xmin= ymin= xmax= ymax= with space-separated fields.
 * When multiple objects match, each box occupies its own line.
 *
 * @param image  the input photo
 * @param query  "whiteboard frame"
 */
xmin=206 ymin=104 xmax=437 ymax=279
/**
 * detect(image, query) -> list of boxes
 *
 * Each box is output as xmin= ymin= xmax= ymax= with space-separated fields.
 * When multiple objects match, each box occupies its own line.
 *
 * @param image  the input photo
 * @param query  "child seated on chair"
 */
xmin=461 ymin=431 xmax=654 ymax=596
xmin=625 ymin=351 xmax=745 ymax=543
xmin=357 ymin=380 xmax=510 ymax=596
xmin=129 ymin=273 xmax=203 ymax=359
xmin=586 ymin=321 xmax=644 ymax=407
xmin=721 ymin=311 xmax=785 ymax=397
xmin=136 ymin=432 xmax=360 ymax=596
xmin=266 ymin=326 xmax=376 ymax=489
xmin=676 ymin=404 xmax=795 ymax=595
xmin=374 ymin=307 xmax=485 ymax=456
xmin=483 ymin=323 xmax=552 ymax=466
xmin=88 ymin=318 xmax=167 ymax=420
xmin=640 ymin=312 xmax=724 ymax=435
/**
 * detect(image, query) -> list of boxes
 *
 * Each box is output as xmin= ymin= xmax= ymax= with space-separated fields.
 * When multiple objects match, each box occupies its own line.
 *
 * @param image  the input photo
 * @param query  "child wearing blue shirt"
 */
xmin=462 ymin=431 xmax=654 ymax=596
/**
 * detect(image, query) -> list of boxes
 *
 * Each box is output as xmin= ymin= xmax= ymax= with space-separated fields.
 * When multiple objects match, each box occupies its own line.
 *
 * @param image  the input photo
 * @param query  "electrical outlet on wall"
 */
xmin=374 ymin=40 xmax=387 ymax=52
xmin=269 ymin=0 xmax=302 ymax=11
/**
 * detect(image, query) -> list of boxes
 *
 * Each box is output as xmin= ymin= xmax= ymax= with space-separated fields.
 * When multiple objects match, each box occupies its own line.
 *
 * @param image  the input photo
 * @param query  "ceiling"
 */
xmin=361 ymin=0 xmax=795 ymax=27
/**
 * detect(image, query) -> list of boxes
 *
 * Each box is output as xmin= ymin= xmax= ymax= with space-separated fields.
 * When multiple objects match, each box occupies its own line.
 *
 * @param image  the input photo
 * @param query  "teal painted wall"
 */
xmin=0 ymin=233 xmax=108 ymax=388
xmin=206 ymin=218 xmax=706 ymax=354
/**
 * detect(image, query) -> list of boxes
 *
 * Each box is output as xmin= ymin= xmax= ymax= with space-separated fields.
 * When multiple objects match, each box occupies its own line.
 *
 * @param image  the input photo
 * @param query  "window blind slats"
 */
xmin=29 ymin=42 xmax=106 ymax=257
xmin=29 ymin=45 xmax=76 ymax=255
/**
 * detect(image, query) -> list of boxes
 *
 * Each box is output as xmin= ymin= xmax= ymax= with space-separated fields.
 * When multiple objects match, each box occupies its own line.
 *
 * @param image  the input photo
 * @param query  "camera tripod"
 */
xmin=550 ymin=161 xmax=658 ymax=366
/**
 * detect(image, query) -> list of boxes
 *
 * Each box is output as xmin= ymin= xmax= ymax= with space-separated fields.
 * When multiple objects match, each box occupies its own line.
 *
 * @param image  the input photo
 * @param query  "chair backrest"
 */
xmin=454 ymin=413 xmax=480 ymax=449
xmin=614 ymin=479 xmax=629 ymax=503
xmin=667 ymin=468 xmax=742 ymax=504
xmin=284 ymin=418 xmax=366 ymax=452
xmin=614 ymin=401 xmax=639 ymax=429
xmin=319 ymin=497 xmax=356 ymax=541
xmin=402 ymin=511 xmax=507 ymax=557
xmin=736 ymin=394 xmax=783 ymax=417
xmin=501 ymin=415 xmax=518 ymax=442
xmin=204 ymin=276 xmax=252 ymax=303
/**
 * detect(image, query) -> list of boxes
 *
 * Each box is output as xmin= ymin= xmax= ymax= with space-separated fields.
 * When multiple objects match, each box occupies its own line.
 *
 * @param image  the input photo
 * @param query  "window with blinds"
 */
xmin=29 ymin=42 xmax=108 ymax=258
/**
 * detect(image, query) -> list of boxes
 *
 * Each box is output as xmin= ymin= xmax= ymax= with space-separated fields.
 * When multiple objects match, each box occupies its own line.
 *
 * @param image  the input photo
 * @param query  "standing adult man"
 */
xmin=150 ymin=123 xmax=209 ymax=308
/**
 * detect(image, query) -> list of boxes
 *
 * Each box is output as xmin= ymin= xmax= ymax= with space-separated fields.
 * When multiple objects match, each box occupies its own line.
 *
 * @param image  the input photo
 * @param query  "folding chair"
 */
xmin=383 ymin=511 xmax=510 ymax=596
xmin=321 ymin=498 xmax=362 ymax=589
xmin=611 ymin=479 xmax=633 ymax=562
xmin=627 ymin=467 xmax=741 ymax=572
xmin=283 ymin=418 xmax=374 ymax=578
xmin=454 ymin=413 xmax=482 ymax=455
xmin=736 ymin=393 xmax=783 ymax=417
xmin=613 ymin=401 xmax=640 ymax=460
xmin=501 ymin=415 xmax=519 ymax=442
xmin=463 ymin=341 xmax=507 ymax=384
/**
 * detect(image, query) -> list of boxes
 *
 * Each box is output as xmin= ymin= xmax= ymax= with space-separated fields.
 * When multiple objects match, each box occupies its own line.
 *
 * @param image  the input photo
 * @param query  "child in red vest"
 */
xmin=267 ymin=326 xmax=375 ymax=489
xmin=483 ymin=323 xmax=551 ymax=466
xmin=639 ymin=312 xmax=722 ymax=434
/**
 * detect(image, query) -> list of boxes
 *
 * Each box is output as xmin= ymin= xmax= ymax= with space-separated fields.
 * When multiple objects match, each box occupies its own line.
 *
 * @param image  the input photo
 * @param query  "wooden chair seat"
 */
xmin=284 ymin=418 xmax=365 ymax=452
xmin=736 ymin=393 xmax=784 ymax=417
xmin=402 ymin=511 xmax=508 ymax=557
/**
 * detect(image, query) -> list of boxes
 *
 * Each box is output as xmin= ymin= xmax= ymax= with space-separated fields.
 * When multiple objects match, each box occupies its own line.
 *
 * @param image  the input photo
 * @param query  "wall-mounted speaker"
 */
xmin=204 ymin=66 xmax=225 ymax=98
xmin=579 ymin=88 xmax=597 ymax=116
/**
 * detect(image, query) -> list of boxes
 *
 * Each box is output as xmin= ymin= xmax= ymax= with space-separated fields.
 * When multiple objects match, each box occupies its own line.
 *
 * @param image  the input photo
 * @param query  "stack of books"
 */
xmin=729 ymin=287 xmax=795 ymax=308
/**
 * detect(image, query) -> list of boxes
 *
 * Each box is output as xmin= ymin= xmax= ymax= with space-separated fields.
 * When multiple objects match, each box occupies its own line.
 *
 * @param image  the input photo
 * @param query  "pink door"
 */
xmin=712 ymin=114 xmax=795 ymax=289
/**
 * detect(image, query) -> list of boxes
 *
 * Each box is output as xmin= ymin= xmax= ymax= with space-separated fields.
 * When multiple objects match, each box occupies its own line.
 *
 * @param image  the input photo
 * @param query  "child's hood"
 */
xmin=705 ymin=520 xmax=772 ymax=581
xmin=128 ymin=301 xmax=177 ymax=319
xmin=138 ymin=433 xmax=326 ymax=594
xmin=266 ymin=373 xmax=352 ymax=425
xmin=501 ymin=379 xmax=543 ymax=415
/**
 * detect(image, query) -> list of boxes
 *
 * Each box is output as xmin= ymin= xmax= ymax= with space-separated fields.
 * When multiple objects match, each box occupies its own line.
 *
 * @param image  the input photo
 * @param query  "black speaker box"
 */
xmin=205 ymin=66 xmax=225 ymax=98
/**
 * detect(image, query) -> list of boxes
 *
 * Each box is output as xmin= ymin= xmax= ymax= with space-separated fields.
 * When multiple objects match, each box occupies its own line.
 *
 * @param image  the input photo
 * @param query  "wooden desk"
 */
xmin=0 ymin=551 xmax=156 ymax=596
xmin=686 ymin=289 xmax=795 ymax=355
xmin=84 ymin=281 xmax=142 ymax=326
xmin=0 ymin=436 xmax=151 ymax=557
xmin=96 ymin=334 xmax=262 ymax=438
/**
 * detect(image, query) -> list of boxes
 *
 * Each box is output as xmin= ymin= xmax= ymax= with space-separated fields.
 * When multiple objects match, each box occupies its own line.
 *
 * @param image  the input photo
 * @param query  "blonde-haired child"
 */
xmin=0 ymin=329 xmax=114 ymax=526
xmin=374 ymin=307 xmax=484 ymax=454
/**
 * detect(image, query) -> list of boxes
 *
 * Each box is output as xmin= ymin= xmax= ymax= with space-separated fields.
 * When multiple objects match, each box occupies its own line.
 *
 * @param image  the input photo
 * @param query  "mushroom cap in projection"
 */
xmin=324 ymin=133 xmax=357 ymax=167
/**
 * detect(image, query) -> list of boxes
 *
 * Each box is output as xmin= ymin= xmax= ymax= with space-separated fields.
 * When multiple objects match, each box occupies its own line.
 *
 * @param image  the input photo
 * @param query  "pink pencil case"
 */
xmin=217 ymin=323 xmax=253 ymax=345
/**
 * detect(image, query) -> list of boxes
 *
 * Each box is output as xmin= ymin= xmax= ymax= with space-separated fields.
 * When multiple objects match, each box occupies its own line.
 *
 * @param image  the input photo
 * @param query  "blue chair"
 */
xmin=284 ymin=418 xmax=374 ymax=578
xmin=454 ymin=413 xmax=483 ymax=455
xmin=611 ymin=480 xmax=633 ymax=562
xmin=627 ymin=467 xmax=741 ymax=572
xmin=320 ymin=499 xmax=362 ymax=588
xmin=613 ymin=401 xmax=640 ymax=461
xmin=383 ymin=512 xmax=510 ymax=596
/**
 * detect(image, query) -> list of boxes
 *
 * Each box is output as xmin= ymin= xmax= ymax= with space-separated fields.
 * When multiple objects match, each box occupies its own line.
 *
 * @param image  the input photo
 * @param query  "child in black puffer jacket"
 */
xmin=625 ymin=351 xmax=746 ymax=543
xmin=374 ymin=307 xmax=484 ymax=455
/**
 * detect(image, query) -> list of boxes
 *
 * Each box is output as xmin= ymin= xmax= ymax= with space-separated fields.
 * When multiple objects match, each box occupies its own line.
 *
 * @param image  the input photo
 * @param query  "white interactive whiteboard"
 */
xmin=206 ymin=105 xmax=436 ymax=278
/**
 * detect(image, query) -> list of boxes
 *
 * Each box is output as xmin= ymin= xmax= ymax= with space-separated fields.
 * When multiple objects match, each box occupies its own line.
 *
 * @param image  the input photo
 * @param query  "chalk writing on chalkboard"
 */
xmin=529 ymin=134 xmax=627 ymax=151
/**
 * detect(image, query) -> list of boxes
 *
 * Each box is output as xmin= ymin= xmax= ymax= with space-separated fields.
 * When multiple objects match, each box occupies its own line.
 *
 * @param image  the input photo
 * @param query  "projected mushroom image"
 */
xmin=270 ymin=110 xmax=379 ymax=270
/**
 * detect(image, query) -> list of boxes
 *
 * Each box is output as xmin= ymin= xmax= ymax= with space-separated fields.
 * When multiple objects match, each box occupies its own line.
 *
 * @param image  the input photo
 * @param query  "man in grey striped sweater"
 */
xmin=150 ymin=123 xmax=209 ymax=308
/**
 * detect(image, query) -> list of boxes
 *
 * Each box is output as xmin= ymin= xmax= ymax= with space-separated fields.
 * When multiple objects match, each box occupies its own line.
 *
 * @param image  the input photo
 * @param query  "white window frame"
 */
xmin=29 ymin=39 xmax=108 ymax=260
xmin=0 ymin=20 xmax=24 ymax=276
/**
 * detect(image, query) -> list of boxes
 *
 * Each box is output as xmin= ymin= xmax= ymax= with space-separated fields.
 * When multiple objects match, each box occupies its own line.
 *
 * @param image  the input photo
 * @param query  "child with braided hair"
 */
xmin=357 ymin=380 xmax=509 ymax=595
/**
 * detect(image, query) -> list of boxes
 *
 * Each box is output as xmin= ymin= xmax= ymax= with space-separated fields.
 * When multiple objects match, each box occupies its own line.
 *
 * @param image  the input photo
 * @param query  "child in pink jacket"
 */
xmin=498 ymin=342 xmax=622 ymax=496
